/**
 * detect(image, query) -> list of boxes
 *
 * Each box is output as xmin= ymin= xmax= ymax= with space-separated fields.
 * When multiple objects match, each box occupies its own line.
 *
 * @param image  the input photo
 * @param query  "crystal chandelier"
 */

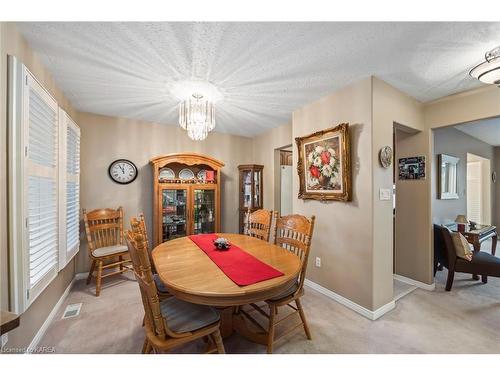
xmin=178 ymin=93 xmax=215 ymax=141
xmin=469 ymin=46 xmax=500 ymax=86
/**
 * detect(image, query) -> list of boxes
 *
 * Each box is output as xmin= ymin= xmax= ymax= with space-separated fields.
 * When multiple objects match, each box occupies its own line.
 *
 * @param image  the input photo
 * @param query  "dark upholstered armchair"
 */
xmin=439 ymin=225 xmax=500 ymax=291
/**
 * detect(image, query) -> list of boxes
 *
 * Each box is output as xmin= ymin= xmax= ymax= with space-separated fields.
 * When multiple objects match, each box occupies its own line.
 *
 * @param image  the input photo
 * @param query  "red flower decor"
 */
xmin=309 ymin=165 xmax=320 ymax=178
xmin=320 ymin=151 xmax=330 ymax=165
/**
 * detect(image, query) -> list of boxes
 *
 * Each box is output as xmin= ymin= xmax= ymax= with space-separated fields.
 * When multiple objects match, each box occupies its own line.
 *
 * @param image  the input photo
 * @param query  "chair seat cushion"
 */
xmin=92 ymin=244 xmax=128 ymax=257
xmin=159 ymin=298 xmax=219 ymax=333
xmin=456 ymin=251 xmax=500 ymax=277
xmin=268 ymin=282 xmax=299 ymax=301
xmin=153 ymin=273 xmax=169 ymax=294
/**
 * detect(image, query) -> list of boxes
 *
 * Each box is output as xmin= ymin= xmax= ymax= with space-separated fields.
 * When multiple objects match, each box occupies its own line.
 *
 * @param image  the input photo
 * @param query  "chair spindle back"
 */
xmin=83 ymin=207 xmax=124 ymax=254
xmin=246 ymin=209 xmax=274 ymax=242
xmin=274 ymin=214 xmax=316 ymax=288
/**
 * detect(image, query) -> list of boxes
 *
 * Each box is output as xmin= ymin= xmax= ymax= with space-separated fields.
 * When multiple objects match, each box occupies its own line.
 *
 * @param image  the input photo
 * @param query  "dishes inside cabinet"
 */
xmin=179 ymin=168 xmax=195 ymax=180
xmin=197 ymin=169 xmax=207 ymax=180
xmin=159 ymin=167 xmax=175 ymax=180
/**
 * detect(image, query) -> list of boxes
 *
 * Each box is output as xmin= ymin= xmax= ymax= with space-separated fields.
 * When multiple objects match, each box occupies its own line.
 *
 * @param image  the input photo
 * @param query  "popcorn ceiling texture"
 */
xmin=17 ymin=22 xmax=500 ymax=137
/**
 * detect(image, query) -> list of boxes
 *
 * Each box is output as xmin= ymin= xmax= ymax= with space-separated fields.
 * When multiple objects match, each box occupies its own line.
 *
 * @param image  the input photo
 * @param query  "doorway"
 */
xmin=467 ymin=153 xmax=492 ymax=225
xmin=274 ymin=146 xmax=293 ymax=216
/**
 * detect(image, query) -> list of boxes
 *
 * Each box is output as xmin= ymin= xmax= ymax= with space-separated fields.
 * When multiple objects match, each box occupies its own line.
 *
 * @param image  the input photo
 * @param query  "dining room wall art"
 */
xmin=295 ymin=123 xmax=351 ymax=201
xmin=398 ymin=156 xmax=426 ymax=180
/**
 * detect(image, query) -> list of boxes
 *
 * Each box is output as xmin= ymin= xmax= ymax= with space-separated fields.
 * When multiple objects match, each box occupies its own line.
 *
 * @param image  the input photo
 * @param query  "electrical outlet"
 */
xmin=315 ymin=257 xmax=321 ymax=267
xmin=1 ymin=333 xmax=8 ymax=348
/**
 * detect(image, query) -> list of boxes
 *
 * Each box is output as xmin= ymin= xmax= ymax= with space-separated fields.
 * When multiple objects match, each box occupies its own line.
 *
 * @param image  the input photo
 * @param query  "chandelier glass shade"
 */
xmin=469 ymin=46 xmax=500 ymax=85
xmin=178 ymin=93 xmax=215 ymax=141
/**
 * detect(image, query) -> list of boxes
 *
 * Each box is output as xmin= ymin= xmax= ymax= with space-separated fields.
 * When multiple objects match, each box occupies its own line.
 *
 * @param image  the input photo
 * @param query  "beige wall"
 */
xmin=372 ymin=77 xmax=424 ymax=305
xmin=0 ymin=22 xmax=77 ymax=349
xmin=292 ymin=78 xmax=377 ymax=309
xmin=76 ymin=112 xmax=254 ymax=273
xmin=251 ymin=122 xmax=292 ymax=212
xmin=394 ymin=128 xmax=433 ymax=283
xmin=424 ymin=85 xmax=500 ymax=129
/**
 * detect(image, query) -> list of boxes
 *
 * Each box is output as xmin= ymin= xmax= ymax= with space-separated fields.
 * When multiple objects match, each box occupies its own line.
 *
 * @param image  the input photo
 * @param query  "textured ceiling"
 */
xmin=17 ymin=22 xmax=500 ymax=137
xmin=455 ymin=117 xmax=500 ymax=146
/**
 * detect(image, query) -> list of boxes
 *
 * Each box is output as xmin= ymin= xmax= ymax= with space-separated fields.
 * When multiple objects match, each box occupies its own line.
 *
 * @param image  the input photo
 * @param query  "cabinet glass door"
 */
xmin=193 ymin=188 xmax=216 ymax=234
xmin=254 ymin=170 xmax=262 ymax=208
xmin=161 ymin=188 xmax=187 ymax=242
xmin=242 ymin=170 xmax=252 ymax=208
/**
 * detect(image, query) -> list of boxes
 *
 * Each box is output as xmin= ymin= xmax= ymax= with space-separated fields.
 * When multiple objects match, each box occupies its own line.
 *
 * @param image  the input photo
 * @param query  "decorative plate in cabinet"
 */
xmin=179 ymin=168 xmax=195 ymax=180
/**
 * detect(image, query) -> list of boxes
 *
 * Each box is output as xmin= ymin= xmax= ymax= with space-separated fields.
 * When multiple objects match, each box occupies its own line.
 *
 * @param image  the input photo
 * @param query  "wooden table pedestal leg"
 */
xmin=232 ymin=309 xmax=268 ymax=346
xmin=216 ymin=306 xmax=269 ymax=345
xmin=492 ymin=233 xmax=497 ymax=256
xmin=472 ymin=240 xmax=481 ymax=280
xmin=217 ymin=307 xmax=235 ymax=339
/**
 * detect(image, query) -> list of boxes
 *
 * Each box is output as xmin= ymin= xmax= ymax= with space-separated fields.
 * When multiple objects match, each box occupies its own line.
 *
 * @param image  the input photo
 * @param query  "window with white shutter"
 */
xmin=59 ymin=110 xmax=81 ymax=269
xmin=8 ymin=57 xmax=80 ymax=312
xmin=25 ymin=69 xmax=60 ymax=303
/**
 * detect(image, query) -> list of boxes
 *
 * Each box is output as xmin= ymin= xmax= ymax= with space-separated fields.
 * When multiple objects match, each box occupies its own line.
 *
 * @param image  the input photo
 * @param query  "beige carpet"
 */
xmin=37 ymin=268 xmax=500 ymax=354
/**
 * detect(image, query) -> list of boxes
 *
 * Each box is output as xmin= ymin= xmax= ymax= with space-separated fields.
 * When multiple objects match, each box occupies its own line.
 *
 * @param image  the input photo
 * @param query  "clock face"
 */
xmin=108 ymin=159 xmax=138 ymax=184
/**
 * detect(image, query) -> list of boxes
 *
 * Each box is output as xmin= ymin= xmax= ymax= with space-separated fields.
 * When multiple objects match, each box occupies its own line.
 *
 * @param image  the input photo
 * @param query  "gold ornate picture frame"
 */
xmin=295 ymin=123 xmax=351 ymax=201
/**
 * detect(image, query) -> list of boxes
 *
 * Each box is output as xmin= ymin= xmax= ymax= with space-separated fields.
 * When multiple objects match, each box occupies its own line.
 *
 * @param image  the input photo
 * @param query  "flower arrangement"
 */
xmin=213 ymin=237 xmax=231 ymax=250
xmin=307 ymin=145 xmax=340 ymax=188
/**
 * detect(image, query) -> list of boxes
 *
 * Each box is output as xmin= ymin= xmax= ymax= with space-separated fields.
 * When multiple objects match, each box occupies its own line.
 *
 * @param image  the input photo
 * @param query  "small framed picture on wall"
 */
xmin=398 ymin=156 xmax=426 ymax=180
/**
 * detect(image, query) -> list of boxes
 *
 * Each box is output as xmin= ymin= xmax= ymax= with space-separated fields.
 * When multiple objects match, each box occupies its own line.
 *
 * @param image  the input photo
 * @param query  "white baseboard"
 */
xmin=26 ymin=277 xmax=75 ymax=353
xmin=393 ymin=274 xmax=435 ymax=291
xmin=304 ymin=279 xmax=395 ymax=321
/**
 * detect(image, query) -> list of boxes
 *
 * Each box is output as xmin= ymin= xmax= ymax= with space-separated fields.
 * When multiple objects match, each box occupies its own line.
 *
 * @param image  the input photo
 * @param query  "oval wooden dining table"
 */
xmin=152 ymin=233 xmax=302 ymax=344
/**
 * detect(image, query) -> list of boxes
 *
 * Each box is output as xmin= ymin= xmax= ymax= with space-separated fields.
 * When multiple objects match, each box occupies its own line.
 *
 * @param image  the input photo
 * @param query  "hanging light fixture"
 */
xmin=170 ymin=80 xmax=222 ymax=141
xmin=469 ymin=45 xmax=500 ymax=86
xmin=178 ymin=93 xmax=215 ymax=141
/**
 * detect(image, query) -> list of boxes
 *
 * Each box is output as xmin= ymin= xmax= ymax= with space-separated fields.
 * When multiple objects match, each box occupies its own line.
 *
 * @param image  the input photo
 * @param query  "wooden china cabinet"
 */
xmin=150 ymin=153 xmax=225 ymax=247
xmin=238 ymin=164 xmax=264 ymax=234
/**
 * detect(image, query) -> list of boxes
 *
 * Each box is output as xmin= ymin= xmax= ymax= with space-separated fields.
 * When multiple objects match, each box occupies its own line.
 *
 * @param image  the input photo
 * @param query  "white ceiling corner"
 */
xmin=17 ymin=22 xmax=500 ymax=137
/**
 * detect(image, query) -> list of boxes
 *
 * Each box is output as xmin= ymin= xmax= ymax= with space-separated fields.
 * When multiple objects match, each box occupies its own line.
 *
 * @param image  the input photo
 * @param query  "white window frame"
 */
xmin=58 ymin=109 xmax=81 ymax=270
xmin=8 ymin=56 xmax=80 ymax=312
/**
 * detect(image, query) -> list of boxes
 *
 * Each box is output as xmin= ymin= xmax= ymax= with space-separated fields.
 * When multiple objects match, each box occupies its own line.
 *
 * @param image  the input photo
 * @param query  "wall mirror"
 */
xmin=438 ymin=154 xmax=459 ymax=199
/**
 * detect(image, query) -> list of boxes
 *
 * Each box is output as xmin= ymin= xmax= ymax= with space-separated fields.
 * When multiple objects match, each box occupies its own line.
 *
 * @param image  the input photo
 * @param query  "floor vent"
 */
xmin=62 ymin=303 xmax=82 ymax=319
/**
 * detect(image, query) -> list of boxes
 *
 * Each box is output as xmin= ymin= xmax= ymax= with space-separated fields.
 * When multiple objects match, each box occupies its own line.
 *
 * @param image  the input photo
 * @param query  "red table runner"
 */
xmin=188 ymin=234 xmax=284 ymax=286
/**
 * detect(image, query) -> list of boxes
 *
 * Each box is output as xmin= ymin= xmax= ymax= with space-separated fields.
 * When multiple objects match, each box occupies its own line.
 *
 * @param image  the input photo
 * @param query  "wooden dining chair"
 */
xmin=250 ymin=213 xmax=316 ymax=353
xmin=246 ymin=209 xmax=274 ymax=242
xmin=83 ymin=207 xmax=132 ymax=296
xmin=136 ymin=214 xmax=171 ymax=299
xmin=126 ymin=218 xmax=225 ymax=354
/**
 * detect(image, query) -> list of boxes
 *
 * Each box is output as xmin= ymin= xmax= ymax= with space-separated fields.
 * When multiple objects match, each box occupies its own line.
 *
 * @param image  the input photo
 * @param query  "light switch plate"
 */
xmin=379 ymin=188 xmax=392 ymax=201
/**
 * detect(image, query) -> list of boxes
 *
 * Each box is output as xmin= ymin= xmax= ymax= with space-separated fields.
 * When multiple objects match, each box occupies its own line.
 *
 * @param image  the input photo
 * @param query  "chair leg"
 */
xmin=95 ymin=260 xmax=103 ymax=296
xmin=87 ymin=260 xmax=96 ymax=285
xmin=481 ymin=275 xmax=488 ymax=284
xmin=212 ymin=329 xmax=225 ymax=354
xmin=445 ymin=269 xmax=455 ymax=291
xmin=119 ymin=255 xmax=124 ymax=271
xmin=296 ymin=298 xmax=312 ymax=340
xmin=267 ymin=304 xmax=276 ymax=354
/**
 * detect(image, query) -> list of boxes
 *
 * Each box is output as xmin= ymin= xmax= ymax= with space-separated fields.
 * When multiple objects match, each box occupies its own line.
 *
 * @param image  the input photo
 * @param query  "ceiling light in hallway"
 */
xmin=469 ymin=45 xmax=500 ymax=86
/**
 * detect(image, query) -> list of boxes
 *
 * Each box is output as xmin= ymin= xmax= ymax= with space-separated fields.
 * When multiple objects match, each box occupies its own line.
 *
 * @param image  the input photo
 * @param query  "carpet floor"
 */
xmin=37 ymin=265 xmax=500 ymax=354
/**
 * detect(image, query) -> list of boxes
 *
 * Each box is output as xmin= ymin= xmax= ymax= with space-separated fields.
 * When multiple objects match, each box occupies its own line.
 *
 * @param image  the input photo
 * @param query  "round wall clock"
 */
xmin=379 ymin=146 xmax=393 ymax=169
xmin=108 ymin=159 xmax=138 ymax=184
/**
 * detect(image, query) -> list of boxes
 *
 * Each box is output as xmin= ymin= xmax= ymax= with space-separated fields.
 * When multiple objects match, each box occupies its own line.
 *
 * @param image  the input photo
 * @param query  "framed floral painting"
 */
xmin=295 ymin=123 xmax=351 ymax=201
